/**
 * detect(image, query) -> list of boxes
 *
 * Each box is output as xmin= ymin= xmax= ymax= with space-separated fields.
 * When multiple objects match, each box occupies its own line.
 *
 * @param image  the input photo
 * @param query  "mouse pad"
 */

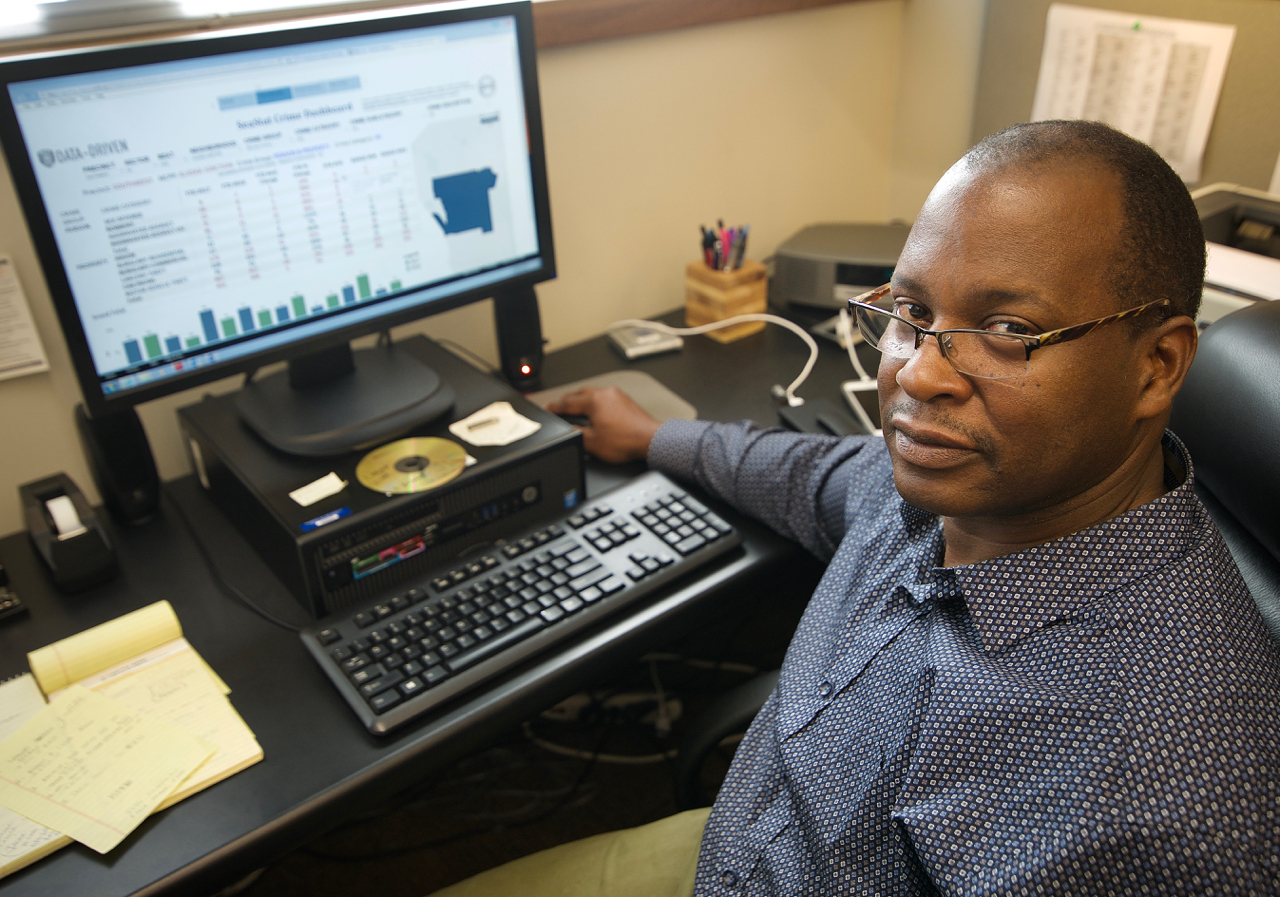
xmin=527 ymin=370 xmax=697 ymax=422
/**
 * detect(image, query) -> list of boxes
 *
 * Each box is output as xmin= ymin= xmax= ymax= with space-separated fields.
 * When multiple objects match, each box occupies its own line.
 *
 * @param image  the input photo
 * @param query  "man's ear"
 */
xmin=1134 ymin=315 xmax=1198 ymax=422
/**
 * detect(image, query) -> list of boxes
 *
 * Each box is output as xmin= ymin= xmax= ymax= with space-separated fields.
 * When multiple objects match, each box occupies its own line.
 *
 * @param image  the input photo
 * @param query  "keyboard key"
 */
xmin=569 ymin=567 xmax=610 ymax=592
xmin=399 ymin=677 xmax=425 ymax=698
xmin=565 ymin=548 xmax=590 ymax=564
xmin=540 ymin=605 xmax=565 ymax=623
xmin=627 ymin=567 xmax=646 ymax=581
xmin=438 ymin=642 xmax=459 ymax=659
xmin=641 ymin=557 xmax=661 ymax=574
xmin=446 ymin=616 xmax=544 ymax=672
xmin=599 ymin=576 xmax=625 ymax=595
xmin=579 ymin=586 xmax=603 ymax=603
xmin=373 ymin=603 xmax=394 ymax=619
xmin=350 ymin=663 xmax=384 ymax=686
xmin=423 ymin=665 xmax=450 ymax=685
xmin=390 ymin=594 xmax=410 ymax=612
xmin=559 ymin=596 xmax=584 ymax=614
xmin=367 ymin=629 xmax=388 ymax=644
xmin=353 ymin=612 xmax=376 ymax=629
xmin=360 ymin=669 xmax=405 ymax=697
xmin=368 ymin=645 xmax=391 ymax=661
xmin=330 ymin=644 xmax=354 ymax=662
xmin=502 ymin=545 xmax=522 ymax=559
xmin=431 ymin=576 xmax=452 ymax=591
xmin=369 ymin=690 xmax=402 ymax=713
xmin=473 ymin=625 xmax=494 ymax=641
xmin=317 ymin=628 xmax=341 ymax=645
xmin=675 ymin=534 xmax=707 ymax=555
xmin=456 ymin=633 xmax=477 ymax=650
xmin=402 ymin=659 xmax=424 ymax=677
xmin=566 ymin=558 xmax=600 ymax=579
xmin=567 ymin=514 xmax=587 ymax=528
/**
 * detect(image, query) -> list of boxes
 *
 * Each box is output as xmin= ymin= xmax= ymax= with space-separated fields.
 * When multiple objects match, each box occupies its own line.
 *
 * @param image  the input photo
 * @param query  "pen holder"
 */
xmin=685 ymin=260 xmax=767 ymax=343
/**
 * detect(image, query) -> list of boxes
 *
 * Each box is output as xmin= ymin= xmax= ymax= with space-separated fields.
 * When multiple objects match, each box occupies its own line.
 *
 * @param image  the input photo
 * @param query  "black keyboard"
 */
xmin=300 ymin=471 xmax=743 ymax=734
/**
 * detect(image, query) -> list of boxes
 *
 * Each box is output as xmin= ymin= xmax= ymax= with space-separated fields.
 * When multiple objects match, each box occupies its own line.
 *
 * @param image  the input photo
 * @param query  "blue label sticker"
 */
xmin=301 ymin=506 xmax=350 ymax=531
xmin=562 ymin=489 xmax=579 ymax=509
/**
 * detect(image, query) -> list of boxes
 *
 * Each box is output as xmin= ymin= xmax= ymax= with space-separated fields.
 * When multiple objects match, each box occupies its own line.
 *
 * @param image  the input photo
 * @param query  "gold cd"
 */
xmin=356 ymin=437 xmax=466 ymax=494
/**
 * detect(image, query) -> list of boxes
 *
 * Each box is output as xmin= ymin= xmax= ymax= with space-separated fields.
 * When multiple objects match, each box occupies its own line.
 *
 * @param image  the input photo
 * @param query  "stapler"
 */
xmin=19 ymin=473 xmax=117 ymax=592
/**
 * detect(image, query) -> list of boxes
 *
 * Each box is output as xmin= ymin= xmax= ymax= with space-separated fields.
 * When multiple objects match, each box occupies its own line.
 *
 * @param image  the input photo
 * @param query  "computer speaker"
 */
xmin=493 ymin=285 xmax=544 ymax=391
xmin=74 ymin=404 xmax=160 ymax=525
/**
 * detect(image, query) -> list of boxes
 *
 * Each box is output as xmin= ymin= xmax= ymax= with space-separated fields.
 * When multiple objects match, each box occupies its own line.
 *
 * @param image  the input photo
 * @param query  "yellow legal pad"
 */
xmin=0 ymin=600 xmax=263 ymax=875
xmin=0 ymin=686 xmax=214 ymax=854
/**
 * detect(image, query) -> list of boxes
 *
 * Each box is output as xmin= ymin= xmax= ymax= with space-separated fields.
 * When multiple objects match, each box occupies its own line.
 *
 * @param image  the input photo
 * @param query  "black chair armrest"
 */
xmin=673 ymin=669 xmax=780 ymax=810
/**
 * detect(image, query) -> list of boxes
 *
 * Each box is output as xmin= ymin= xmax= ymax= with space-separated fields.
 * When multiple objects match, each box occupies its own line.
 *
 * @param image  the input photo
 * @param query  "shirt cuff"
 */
xmin=646 ymin=418 xmax=715 ymax=481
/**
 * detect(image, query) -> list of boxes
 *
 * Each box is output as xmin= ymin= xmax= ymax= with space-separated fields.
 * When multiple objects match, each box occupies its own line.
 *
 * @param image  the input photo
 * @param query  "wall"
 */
xmin=0 ymin=0 xmax=989 ymax=536
xmin=972 ymin=0 xmax=1280 ymax=191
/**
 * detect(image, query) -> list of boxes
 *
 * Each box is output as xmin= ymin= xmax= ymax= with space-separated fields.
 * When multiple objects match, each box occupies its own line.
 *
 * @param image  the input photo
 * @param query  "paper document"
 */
xmin=85 ymin=639 xmax=262 ymax=809
xmin=1205 ymin=242 xmax=1280 ymax=302
xmin=450 ymin=401 xmax=541 ymax=447
xmin=1032 ymin=4 xmax=1235 ymax=182
xmin=0 ymin=255 xmax=49 ymax=382
xmin=0 ymin=675 xmax=69 ymax=881
xmin=0 ymin=686 xmax=214 ymax=854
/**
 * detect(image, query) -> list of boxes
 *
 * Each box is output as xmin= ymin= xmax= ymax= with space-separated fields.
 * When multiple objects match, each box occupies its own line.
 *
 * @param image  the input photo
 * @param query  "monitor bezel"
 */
xmin=0 ymin=0 xmax=555 ymax=419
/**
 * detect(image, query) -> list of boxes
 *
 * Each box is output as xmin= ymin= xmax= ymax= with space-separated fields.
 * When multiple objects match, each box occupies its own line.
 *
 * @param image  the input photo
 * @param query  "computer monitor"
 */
xmin=0 ymin=0 xmax=554 ymax=455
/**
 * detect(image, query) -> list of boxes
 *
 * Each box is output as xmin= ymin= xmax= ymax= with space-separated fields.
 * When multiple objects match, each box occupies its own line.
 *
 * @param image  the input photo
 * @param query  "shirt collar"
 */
xmin=904 ymin=432 xmax=1203 ymax=654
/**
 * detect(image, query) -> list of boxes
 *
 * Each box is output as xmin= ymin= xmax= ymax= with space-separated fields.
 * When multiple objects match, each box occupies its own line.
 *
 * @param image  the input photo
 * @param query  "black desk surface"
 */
xmin=0 ymin=308 xmax=860 ymax=897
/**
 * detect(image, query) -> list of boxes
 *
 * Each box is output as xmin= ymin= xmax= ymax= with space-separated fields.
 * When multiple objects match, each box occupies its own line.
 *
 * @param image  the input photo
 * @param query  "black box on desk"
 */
xmin=177 ymin=337 xmax=584 ymax=618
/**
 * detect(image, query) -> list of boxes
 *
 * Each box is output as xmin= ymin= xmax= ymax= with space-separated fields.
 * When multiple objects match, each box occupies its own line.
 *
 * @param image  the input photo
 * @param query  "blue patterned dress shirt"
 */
xmin=647 ymin=420 xmax=1280 ymax=896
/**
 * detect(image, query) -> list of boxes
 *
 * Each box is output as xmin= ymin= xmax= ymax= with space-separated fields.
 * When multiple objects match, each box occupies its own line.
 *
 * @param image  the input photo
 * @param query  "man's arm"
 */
xmin=544 ymin=387 xmax=875 ymax=561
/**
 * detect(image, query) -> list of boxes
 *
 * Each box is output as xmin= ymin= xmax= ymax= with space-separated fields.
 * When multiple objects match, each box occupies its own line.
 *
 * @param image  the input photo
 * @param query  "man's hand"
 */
xmin=543 ymin=386 xmax=661 ymax=464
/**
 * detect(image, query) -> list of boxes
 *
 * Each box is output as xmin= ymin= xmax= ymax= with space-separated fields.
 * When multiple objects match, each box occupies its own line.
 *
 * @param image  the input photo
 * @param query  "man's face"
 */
xmin=878 ymin=160 xmax=1154 ymax=521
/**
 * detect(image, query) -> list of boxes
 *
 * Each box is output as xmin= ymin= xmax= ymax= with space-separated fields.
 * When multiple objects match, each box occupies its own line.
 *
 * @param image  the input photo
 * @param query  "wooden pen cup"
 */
xmin=684 ymin=260 xmax=768 ymax=343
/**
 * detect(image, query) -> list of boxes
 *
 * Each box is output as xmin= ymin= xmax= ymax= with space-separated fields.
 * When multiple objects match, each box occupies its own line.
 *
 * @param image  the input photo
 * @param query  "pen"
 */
xmin=467 ymin=417 xmax=498 ymax=430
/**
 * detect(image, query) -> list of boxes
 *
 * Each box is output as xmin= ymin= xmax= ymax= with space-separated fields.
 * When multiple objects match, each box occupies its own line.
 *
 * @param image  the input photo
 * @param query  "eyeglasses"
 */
xmin=848 ymin=284 xmax=1170 ymax=381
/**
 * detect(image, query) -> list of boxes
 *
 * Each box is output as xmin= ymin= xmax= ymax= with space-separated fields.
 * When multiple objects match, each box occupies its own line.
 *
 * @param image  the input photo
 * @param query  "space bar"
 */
xmin=446 ymin=617 xmax=546 ymax=673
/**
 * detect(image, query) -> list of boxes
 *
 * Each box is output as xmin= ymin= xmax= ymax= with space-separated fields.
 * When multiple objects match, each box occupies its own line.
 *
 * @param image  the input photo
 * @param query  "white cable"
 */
xmin=837 ymin=308 xmax=883 ymax=436
xmin=608 ymin=315 xmax=819 ymax=407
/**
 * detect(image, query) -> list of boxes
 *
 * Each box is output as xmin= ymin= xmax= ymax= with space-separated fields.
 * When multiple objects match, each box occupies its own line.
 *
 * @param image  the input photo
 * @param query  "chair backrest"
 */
xmin=1170 ymin=299 xmax=1280 ymax=640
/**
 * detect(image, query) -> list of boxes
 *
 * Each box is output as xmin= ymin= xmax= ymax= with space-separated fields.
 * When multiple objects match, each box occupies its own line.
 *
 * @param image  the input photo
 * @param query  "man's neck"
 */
xmin=939 ymin=443 xmax=1171 ymax=567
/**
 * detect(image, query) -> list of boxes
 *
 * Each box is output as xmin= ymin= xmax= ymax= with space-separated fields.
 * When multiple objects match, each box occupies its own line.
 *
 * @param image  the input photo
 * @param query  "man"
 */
xmin=434 ymin=121 xmax=1280 ymax=895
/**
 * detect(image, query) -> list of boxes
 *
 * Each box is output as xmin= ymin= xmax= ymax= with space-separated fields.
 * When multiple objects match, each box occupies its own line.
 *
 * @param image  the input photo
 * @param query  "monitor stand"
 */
xmin=234 ymin=341 xmax=455 ymax=456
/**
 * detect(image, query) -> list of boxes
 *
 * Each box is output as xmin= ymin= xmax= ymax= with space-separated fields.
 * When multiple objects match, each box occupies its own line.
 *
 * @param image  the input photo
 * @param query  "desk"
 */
xmin=0 ymin=309 xmax=857 ymax=897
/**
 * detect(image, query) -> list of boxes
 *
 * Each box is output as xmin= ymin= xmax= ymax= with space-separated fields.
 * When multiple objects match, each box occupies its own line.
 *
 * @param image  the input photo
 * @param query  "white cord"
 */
xmin=608 ymin=315 xmax=819 ymax=407
xmin=837 ymin=308 xmax=883 ymax=436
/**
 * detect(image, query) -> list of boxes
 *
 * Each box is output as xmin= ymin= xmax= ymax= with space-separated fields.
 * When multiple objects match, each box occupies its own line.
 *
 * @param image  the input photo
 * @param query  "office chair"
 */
xmin=1170 ymin=298 xmax=1280 ymax=640
xmin=673 ymin=300 xmax=1280 ymax=810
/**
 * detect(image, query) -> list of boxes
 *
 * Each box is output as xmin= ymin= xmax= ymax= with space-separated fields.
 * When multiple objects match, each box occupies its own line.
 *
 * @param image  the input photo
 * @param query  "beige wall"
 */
xmin=0 ymin=0 xmax=989 ymax=536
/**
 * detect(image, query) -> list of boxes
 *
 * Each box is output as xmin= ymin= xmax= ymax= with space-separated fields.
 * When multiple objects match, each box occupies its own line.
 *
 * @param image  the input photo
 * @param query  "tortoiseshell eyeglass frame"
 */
xmin=848 ymin=283 xmax=1170 ymax=377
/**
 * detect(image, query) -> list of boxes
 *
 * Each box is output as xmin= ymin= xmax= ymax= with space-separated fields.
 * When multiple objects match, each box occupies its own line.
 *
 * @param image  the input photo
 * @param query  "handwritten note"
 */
xmin=0 ymin=675 xmax=69 ymax=880
xmin=91 ymin=642 xmax=262 ymax=809
xmin=0 ymin=686 xmax=213 ymax=854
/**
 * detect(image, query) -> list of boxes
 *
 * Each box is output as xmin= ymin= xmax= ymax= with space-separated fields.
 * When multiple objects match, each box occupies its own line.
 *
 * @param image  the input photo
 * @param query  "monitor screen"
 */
xmin=0 ymin=0 xmax=553 ymax=420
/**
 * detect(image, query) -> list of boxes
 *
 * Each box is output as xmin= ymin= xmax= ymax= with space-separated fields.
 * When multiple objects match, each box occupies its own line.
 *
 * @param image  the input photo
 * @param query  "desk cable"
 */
xmin=607 ymin=314 xmax=819 ymax=407
xmin=161 ymin=485 xmax=303 ymax=633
